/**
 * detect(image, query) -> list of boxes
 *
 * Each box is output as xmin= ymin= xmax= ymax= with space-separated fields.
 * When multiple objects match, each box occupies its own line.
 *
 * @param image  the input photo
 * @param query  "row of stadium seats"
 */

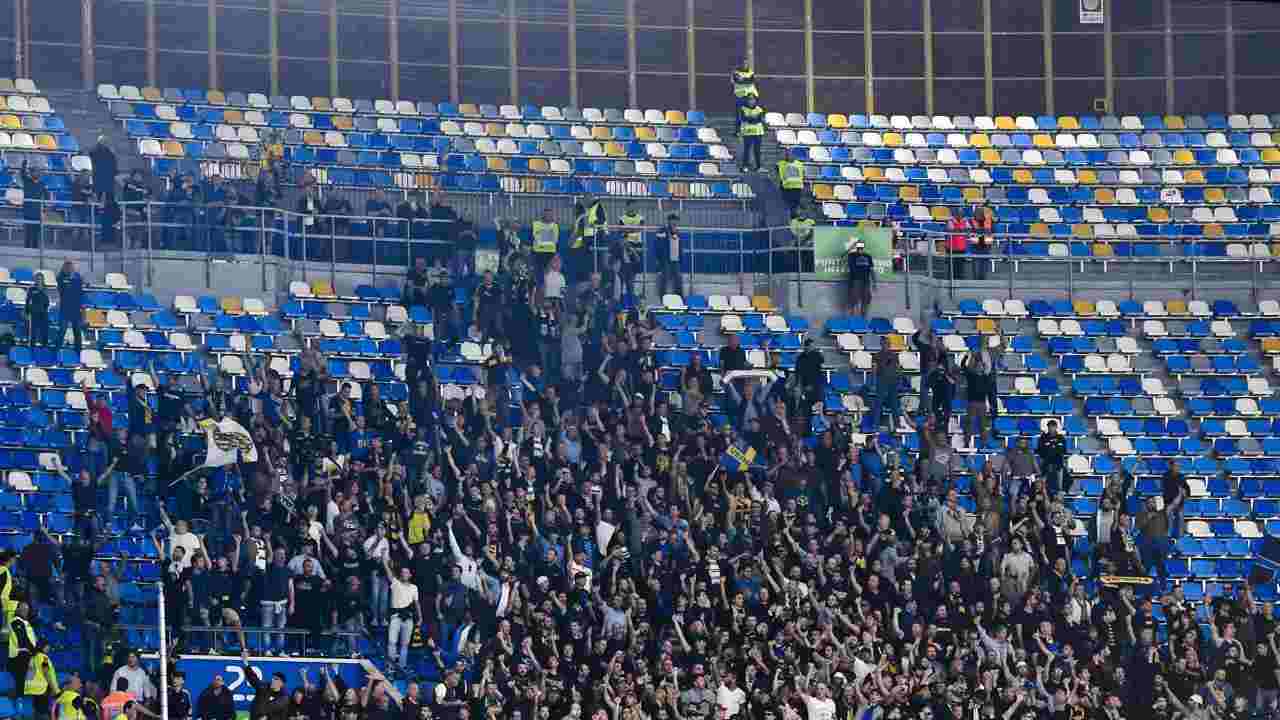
xmin=780 ymin=129 xmax=1280 ymax=150
xmin=762 ymin=111 xmax=1278 ymax=132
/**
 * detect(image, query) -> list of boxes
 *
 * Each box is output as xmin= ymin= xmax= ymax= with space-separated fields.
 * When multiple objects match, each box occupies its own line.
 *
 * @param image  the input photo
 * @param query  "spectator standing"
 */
xmin=776 ymin=149 xmax=805 ymax=214
xmin=196 ymin=675 xmax=235 ymax=720
xmin=26 ymin=274 xmax=50 ymax=348
xmin=1036 ymin=419 xmax=1067 ymax=496
xmin=1163 ymin=460 xmax=1190 ymax=538
xmin=428 ymin=192 xmax=459 ymax=267
xmin=56 ymin=260 xmax=85 ymax=353
xmin=1137 ymin=496 xmax=1171 ymax=581
xmin=795 ymin=339 xmax=825 ymax=413
xmin=721 ymin=333 xmax=747 ymax=374
xmin=616 ymin=201 xmax=645 ymax=298
xmin=530 ymin=208 xmax=560 ymax=278
xmin=542 ymin=255 xmax=567 ymax=308
xmin=947 ymin=210 xmax=970 ymax=280
xmin=846 ymin=240 xmax=874 ymax=318
xmin=537 ymin=300 xmax=563 ymax=383
xmin=83 ymin=574 xmax=115 ymax=677
xmin=962 ymin=351 xmax=991 ymax=447
xmin=871 ymin=345 xmax=905 ymax=432
xmin=737 ymin=96 xmax=765 ymax=172
xmin=384 ymin=555 xmax=421 ymax=676
xmin=971 ymin=204 xmax=994 ymax=279
xmin=654 ymin=214 xmax=683 ymax=298
xmin=20 ymin=160 xmax=46 ymax=249
xmin=241 ymin=648 xmax=289 ymax=720
xmin=572 ymin=195 xmax=604 ymax=283
xmin=90 ymin=135 xmax=118 ymax=207
xmin=7 ymin=601 xmax=35 ymax=695
xmin=109 ymin=653 xmax=155 ymax=705
xmin=731 ymin=58 xmax=759 ymax=133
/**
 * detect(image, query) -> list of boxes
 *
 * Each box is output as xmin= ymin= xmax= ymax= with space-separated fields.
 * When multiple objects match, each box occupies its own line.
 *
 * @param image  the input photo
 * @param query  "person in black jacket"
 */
xmin=720 ymin=333 xmax=748 ymax=374
xmin=241 ymin=648 xmax=289 ymax=720
xmin=26 ymin=274 xmax=49 ymax=348
xmin=1036 ymin=419 xmax=1068 ymax=497
xmin=196 ymin=675 xmax=236 ymax=720
xmin=20 ymin=160 xmax=46 ymax=249
xmin=795 ymin=339 xmax=826 ymax=413
xmin=167 ymin=671 xmax=193 ymax=720
xmin=56 ymin=260 xmax=84 ymax=353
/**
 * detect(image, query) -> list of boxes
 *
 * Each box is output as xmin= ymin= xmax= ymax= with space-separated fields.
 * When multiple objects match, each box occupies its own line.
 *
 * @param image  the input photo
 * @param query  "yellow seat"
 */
xmin=931 ymin=206 xmax=952 ymax=221
xmin=529 ymin=158 xmax=549 ymax=172
xmin=981 ymin=149 xmax=1002 ymax=165
xmin=1205 ymin=188 xmax=1226 ymax=203
xmin=669 ymin=182 xmax=689 ymax=198
xmin=521 ymin=177 xmax=543 ymax=192
xmin=976 ymin=318 xmax=997 ymax=335
xmin=1077 ymin=169 xmax=1097 ymax=184
xmin=1204 ymin=223 xmax=1224 ymax=238
xmin=1163 ymin=115 xmax=1185 ymax=130
xmin=486 ymin=156 xmax=507 ymax=171
xmin=0 ymin=114 xmax=18 ymax=129
xmin=1030 ymin=223 xmax=1050 ymax=238
xmin=969 ymin=133 xmax=990 ymax=148
xmin=1094 ymin=188 xmax=1116 ymax=204
xmin=141 ymin=86 xmax=162 ymax=101
xmin=1148 ymin=207 xmax=1170 ymax=223
xmin=458 ymin=103 xmax=479 ymax=116
xmin=882 ymin=132 xmax=902 ymax=147
xmin=1262 ymin=337 xmax=1280 ymax=354
xmin=636 ymin=127 xmax=656 ymax=141
xmin=1074 ymin=300 xmax=1096 ymax=315
xmin=591 ymin=126 xmax=611 ymax=140
xmin=311 ymin=97 xmax=332 ymax=112
xmin=886 ymin=334 xmax=906 ymax=351
xmin=206 ymin=90 xmax=226 ymax=105
xmin=1172 ymin=149 xmax=1194 ymax=165
xmin=223 ymin=109 xmax=244 ymax=125
xmin=0 ymin=97 xmax=8 ymax=111
xmin=962 ymin=187 xmax=983 ymax=203
xmin=863 ymin=167 xmax=884 ymax=181
xmin=813 ymin=184 xmax=834 ymax=200
xmin=1264 ymin=149 xmax=1280 ymax=164
xmin=994 ymin=116 xmax=1016 ymax=130
xmin=303 ymin=131 xmax=324 ymax=146
xmin=85 ymin=309 xmax=107 ymax=328
xmin=752 ymin=295 xmax=775 ymax=312
xmin=161 ymin=140 xmax=183 ymax=157
xmin=1091 ymin=242 xmax=1114 ymax=258
xmin=1167 ymin=299 xmax=1188 ymax=315
xmin=36 ymin=135 xmax=57 ymax=151
xmin=485 ymin=123 xmax=506 ymax=137
xmin=665 ymin=110 xmax=686 ymax=125
xmin=827 ymin=114 xmax=848 ymax=129
xmin=221 ymin=296 xmax=244 ymax=315
xmin=898 ymin=186 xmax=919 ymax=202
xmin=310 ymin=280 xmax=336 ymax=298
xmin=333 ymin=115 xmax=353 ymax=130
xmin=415 ymin=173 xmax=435 ymax=189
xmin=605 ymin=141 xmax=625 ymax=157
xmin=1057 ymin=116 xmax=1080 ymax=130
xmin=1073 ymin=223 xmax=1094 ymax=239
xmin=1033 ymin=134 xmax=1054 ymax=149
xmin=1012 ymin=169 xmax=1033 ymax=184
xmin=1183 ymin=169 xmax=1206 ymax=184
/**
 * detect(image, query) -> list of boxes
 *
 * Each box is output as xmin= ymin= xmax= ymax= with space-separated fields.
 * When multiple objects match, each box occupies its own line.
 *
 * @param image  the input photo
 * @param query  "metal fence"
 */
xmin=3 ymin=198 xmax=1278 ymax=304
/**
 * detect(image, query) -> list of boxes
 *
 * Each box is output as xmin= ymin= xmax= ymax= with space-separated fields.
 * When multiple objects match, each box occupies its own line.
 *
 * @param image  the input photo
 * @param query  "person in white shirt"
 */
xmin=796 ymin=677 xmax=835 ymax=720
xmin=111 ymin=652 xmax=156 ymax=703
xmin=159 ymin=507 xmax=203 ymax=572
xmin=363 ymin=526 xmax=391 ymax=628
xmin=716 ymin=672 xmax=746 ymax=718
xmin=382 ymin=554 xmax=420 ymax=674
xmin=543 ymin=254 xmax=566 ymax=303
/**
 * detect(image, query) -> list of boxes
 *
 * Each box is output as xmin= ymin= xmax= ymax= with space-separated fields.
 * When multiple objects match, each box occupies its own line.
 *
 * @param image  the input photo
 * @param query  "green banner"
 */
xmin=813 ymin=225 xmax=895 ymax=280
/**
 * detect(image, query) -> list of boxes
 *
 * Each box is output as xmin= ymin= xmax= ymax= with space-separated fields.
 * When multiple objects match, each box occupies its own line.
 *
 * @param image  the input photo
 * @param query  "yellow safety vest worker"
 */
xmin=739 ymin=106 xmax=765 ymax=136
xmin=0 ymin=565 xmax=14 ymax=624
xmin=55 ymin=689 xmax=83 ymax=720
xmin=24 ymin=652 xmax=55 ymax=696
xmin=9 ymin=616 xmax=34 ymax=658
xmin=791 ymin=217 xmax=815 ymax=243
xmin=573 ymin=203 xmax=603 ymax=249
xmin=733 ymin=68 xmax=759 ymax=98
xmin=778 ymin=160 xmax=805 ymax=190
xmin=620 ymin=212 xmax=645 ymax=254
xmin=531 ymin=221 xmax=559 ymax=254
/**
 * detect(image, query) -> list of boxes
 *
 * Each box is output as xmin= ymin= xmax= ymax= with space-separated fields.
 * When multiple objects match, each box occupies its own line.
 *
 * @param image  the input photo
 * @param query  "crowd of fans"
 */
xmin=0 ymin=224 xmax=1270 ymax=720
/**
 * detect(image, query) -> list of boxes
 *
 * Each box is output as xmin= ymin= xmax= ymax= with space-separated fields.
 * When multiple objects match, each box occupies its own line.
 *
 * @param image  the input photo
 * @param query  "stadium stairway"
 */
xmin=43 ymin=88 xmax=135 ymax=170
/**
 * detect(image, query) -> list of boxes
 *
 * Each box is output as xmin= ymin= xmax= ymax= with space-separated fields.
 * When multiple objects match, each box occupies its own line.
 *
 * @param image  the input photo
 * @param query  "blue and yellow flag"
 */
xmin=719 ymin=441 xmax=758 ymax=473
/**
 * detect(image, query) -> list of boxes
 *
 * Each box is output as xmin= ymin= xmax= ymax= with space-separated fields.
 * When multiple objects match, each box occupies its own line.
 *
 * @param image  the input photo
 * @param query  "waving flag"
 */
xmin=200 ymin=417 xmax=259 ymax=467
xmin=719 ymin=440 xmax=758 ymax=473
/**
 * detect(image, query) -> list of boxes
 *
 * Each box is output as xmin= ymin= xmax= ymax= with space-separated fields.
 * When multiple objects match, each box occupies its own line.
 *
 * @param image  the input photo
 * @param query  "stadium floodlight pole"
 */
xmin=158 ymin=580 xmax=170 ymax=720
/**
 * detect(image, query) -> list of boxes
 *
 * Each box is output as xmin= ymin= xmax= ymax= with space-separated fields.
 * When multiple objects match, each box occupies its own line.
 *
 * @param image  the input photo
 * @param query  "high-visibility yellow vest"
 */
xmin=55 ymin=689 xmax=83 ymax=720
xmin=791 ymin=217 xmax=815 ymax=242
xmin=9 ymin=616 xmax=34 ymax=658
xmin=620 ymin=212 xmax=644 ymax=252
xmin=531 ymin=221 xmax=559 ymax=254
xmin=24 ymin=652 xmax=54 ymax=696
xmin=778 ymin=160 xmax=805 ymax=190
xmin=740 ymin=106 xmax=765 ymax=136
xmin=0 ymin=566 xmax=14 ymax=624
xmin=733 ymin=69 xmax=759 ymax=98
xmin=572 ymin=204 xmax=603 ymax=249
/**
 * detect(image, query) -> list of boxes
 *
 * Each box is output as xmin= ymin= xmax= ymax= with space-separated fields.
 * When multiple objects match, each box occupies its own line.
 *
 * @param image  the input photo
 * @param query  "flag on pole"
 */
xmin=200 ymin=418 xmax=258 ymax=467
xmin=719 ymin=440 xmax=758 ymax=473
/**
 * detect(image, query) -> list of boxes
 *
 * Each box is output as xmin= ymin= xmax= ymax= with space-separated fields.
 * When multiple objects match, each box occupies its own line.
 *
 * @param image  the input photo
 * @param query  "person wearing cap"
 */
xmin=846 ymin=238 xmax=875 ymax=318
xmin=241 ymin=648 xmax=289 ymax=720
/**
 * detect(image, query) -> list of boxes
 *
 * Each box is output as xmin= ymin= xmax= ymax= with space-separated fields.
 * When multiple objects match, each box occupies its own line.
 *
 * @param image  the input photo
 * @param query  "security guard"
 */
xmin=790 ymin=206 xmax=815 ymax=248
xmin=8 ymin=601 xmax=36 ymax=699
xmin=23 ymin=639 xmax=57 ymax=717
xmin=53 ymin=673 xmax=85 ymax=720
xmin=572 ymin=195 xmax=605 ymax=284
xmin=530 ymin=208 xmax=560 ymax=278
xmin=731 ymin=59 xmax=759 ymax=133
xmin=0 ymin=550 xmax=16 ymax=624
xmin=617 ymin=201 xmax=646 ymax=297
xmin=776 ymin=148 xmax=806 ymax=213
xmin=738 ymin=96 xmax=766 ymax=172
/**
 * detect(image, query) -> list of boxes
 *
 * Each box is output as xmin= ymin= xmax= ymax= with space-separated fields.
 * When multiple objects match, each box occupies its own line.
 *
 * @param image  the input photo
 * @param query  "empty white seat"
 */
xmin=1108 ymin=436 xmax=1134 ymax=456
xmin=730 ymin=295 xmax=753 ymax=312
xmin=220 ymin=355 xmax=245 ymax=375
xmin=981 ymin=299 xmax=1004 ymax=316
xmin=720 ymin=314 xmax=744 ymax=333
xmin=1037 ymin=318 xmax=1060 ymax=336
xmin=1013 ymin=376 xmax=1038 ymax=394
xmin=837 ymin=333 xmax=863 ymax=352
xmin=707 ymin=295 xmax=730 ymax=312
xmin=1210 ymin=319 xmax=1236 ymax=337
xmin=1004 ymin=299 xmax=1028 ymax=317
xmin=169 ymin=333 xmax=194 ymax=351
xmin=318 ymin=319 xmax=343 ymax=337
xmin=1141 ymin=377 xmax=1166 ymax=396
xmin=1115 ymin=336 xmax=1139 ymax=354
xmin=893 ymin=317 xmax=916 ymax=335
xmin=1106 ymin=354 xmax=1131 ymax=372
xmin=746 ymin=349 xmax=767 ymax=368
xmin=1095 ymin=300 xmax=1119 ymax=317
xmin=1096 ymin=418 xmax=1121 ymax=436
xmin=1236 ymin=398 xmax=1261 ymax=416
xmin=1083 ymin=354 xmax=1106 ymax=372
xmin=943 ymin=334 xmax=968 ymax=353
xmin=851 ymin=350 xmax=873 ymax=370
xmin=1236 ymin=520 xmax=1264 ymax=539
xmin=1059 ymin=319 xmax=1083 ymax=336
xmin=1067 ymin=455 xmax=1092 ymax=475
xmin=899 ymin=352 xmax=920 ymax=371
xmin=1143 ymin=320 xmax=1167 ymax=337
xmin=1154 ymin=397 xmax=1179 ymax=416
xmin=24 ymin=368 xmax=49 ymax=387
xmin=663 ymin=294 xmax=687 ymax=311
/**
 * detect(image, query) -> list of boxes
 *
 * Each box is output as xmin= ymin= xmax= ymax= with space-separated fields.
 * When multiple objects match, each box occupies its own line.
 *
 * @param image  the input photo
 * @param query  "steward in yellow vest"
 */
xmin=530 ymin=208 xmax=560 ymax=277
xmin=23 ymin=641 xmax=56 ymax=699
xmin=777 ymin=149 xmax=807 ymax=213
xmin=738 ymin=96 xmax=766 ymax=171
xmin=732 ymin=62 xmax=759 ymax=100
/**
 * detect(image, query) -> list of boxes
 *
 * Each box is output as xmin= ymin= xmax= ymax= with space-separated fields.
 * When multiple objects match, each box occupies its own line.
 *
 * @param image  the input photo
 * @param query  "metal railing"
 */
xmin=116 ymin=622 xmax=367 ymax=657
xmin=3 ymin=198 xmax=1277 ymax=304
